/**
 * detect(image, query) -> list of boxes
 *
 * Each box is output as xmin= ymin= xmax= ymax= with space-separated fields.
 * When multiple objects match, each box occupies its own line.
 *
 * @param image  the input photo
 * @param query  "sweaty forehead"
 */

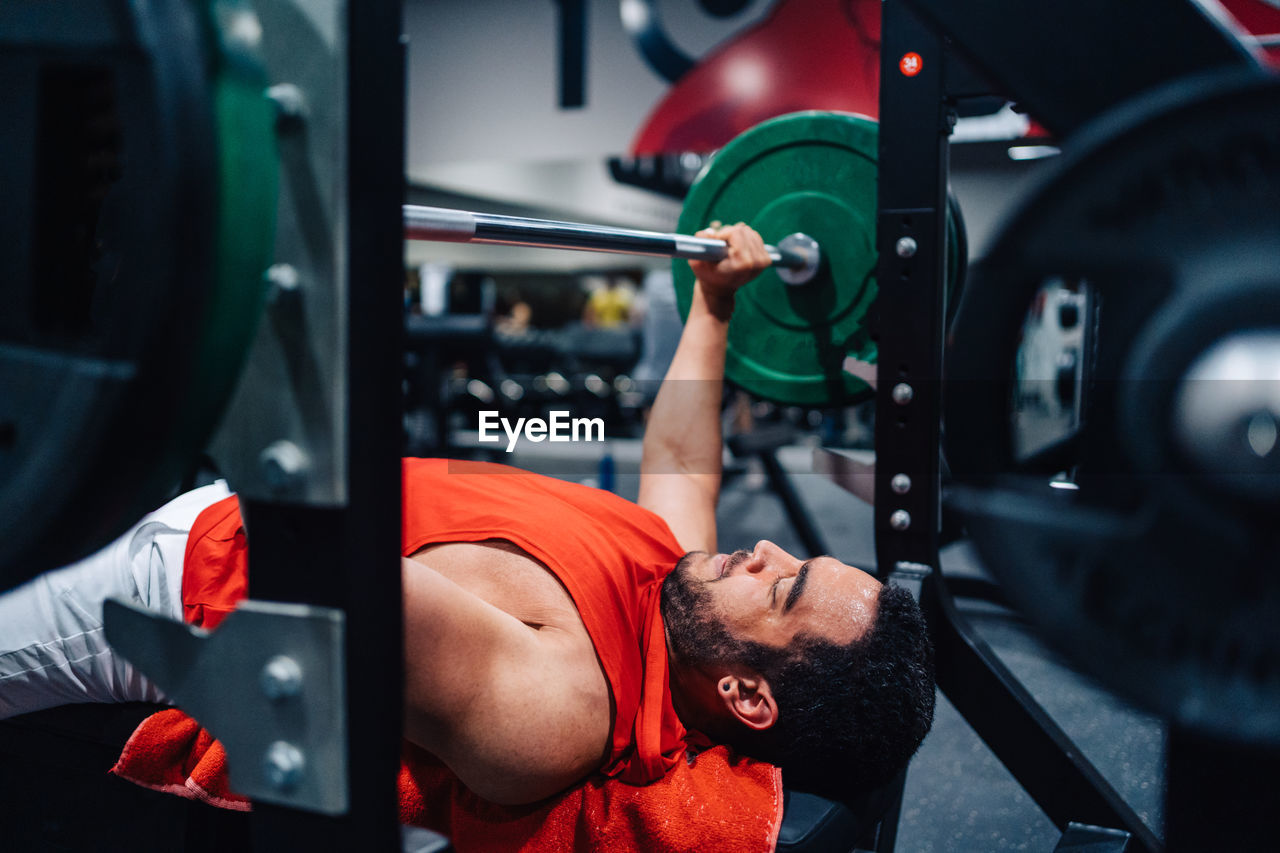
xmin=796 ymin=560 xmax=880 ymax=644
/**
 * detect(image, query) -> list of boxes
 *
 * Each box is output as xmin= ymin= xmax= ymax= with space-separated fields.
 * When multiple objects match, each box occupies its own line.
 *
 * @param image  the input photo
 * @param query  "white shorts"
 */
xmin=0 ymin=482 xmax=232 ymax=719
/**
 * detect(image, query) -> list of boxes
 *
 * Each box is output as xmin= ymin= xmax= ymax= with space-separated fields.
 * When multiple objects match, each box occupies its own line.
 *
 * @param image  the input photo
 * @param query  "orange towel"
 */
xmin=112 ymin=713 xmax=784 ymax=852
xmin=110 ymin=709 xmax=249 ymax=812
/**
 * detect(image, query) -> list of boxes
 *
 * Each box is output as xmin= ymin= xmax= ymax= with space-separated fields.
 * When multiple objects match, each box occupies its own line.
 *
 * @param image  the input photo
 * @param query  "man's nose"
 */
xmin=750 ymin=540 xmax=790 ymax=573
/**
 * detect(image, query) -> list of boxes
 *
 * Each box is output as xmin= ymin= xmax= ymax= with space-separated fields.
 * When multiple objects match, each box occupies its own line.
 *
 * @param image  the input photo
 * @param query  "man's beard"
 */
xmin=660 ymin=552 xmax=742 ymax=668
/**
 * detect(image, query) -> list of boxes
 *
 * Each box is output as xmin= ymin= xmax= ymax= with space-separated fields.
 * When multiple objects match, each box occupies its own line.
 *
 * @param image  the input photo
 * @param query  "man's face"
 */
xmin=662 ymin=540 xmax=881 ymax=661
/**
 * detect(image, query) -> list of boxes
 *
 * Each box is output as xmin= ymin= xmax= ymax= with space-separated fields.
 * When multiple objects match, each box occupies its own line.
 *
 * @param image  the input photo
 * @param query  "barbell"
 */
xmin=403 ymin=204 xmax=824 ymax=284
xmin=407 ymin=111 xmax=966 ymax=407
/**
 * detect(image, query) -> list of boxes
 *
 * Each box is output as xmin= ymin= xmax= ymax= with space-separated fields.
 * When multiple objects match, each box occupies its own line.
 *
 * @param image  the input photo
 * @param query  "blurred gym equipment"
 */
xmin=0 ymin=0 xmax=277 ymax=585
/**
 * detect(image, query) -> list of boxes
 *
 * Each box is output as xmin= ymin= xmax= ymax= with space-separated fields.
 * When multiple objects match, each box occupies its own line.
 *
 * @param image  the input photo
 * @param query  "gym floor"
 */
xmin=499 ymin=439 xmax=1166 ymax=852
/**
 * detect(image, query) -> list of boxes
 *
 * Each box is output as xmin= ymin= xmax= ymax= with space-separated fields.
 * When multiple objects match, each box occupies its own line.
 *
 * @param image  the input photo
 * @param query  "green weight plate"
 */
xmin=673 ymin=111 xmax=964 ymax=407
xmin=675 ymin=112 xmax=879 ymax=406
xmin=108 ymin=0 xmax=278 ymax=555
xmin=175 ymin=1 xmax=278 ymax=459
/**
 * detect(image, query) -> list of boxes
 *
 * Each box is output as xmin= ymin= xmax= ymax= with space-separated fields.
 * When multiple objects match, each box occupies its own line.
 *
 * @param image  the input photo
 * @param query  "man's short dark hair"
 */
xmin=723 ymin=584 xmax=936 ymax=803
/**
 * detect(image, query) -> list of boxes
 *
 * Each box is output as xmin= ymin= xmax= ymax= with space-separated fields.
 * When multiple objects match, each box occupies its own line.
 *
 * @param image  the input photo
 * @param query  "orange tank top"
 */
xmin=181 ymin=457 xmax=690 ymax=785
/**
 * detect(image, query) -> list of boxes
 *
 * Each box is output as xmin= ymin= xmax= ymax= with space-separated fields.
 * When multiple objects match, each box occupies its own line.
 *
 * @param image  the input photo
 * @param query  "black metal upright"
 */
xmin=244 ymin=1 xmax=406 ymax=848
xmin=874 ymin=1 xmax=947 ymax=580
xmin=872 ymin=10 xmax=948 ymax=848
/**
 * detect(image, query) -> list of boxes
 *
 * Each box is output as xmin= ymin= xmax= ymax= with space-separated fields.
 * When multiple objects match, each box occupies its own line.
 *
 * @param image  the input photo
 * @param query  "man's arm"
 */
xmin=401 ymin=558 xmax=609 ymax=804
xmin=638 ymin=224 xmax=770 ymax=553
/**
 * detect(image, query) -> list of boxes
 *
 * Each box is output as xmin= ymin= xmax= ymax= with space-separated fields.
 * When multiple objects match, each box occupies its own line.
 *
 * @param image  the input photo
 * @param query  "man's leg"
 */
xmin=0 ymin=481 xmax=232 ymax=718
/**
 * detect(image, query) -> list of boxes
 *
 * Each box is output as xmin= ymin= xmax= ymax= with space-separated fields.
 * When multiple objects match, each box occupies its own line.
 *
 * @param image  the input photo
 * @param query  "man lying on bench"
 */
xmin=0 ymin=225 xmax=934 ymax=818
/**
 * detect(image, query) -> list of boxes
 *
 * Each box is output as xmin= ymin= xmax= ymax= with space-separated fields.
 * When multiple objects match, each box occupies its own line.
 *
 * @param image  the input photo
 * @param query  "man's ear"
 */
xmin=716 ymin=673 xmax=778 ymax=731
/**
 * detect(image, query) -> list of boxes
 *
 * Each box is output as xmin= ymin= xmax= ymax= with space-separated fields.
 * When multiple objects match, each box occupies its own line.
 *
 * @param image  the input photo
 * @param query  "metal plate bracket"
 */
xmin=103 ymin=596 xmax=348 ymax=815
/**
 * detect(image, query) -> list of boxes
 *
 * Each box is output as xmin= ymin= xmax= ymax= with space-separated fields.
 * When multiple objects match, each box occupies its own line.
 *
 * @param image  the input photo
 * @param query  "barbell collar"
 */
xmin=403 ymin=204 xmax=819 ymax=281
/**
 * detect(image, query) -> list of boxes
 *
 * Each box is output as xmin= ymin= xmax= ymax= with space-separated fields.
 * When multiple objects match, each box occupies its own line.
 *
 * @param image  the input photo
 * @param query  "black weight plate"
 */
xmin=0 ymin=0 xmax=275 ymax=587
xmin=945 ymin=70 xmax=1280 ymax=743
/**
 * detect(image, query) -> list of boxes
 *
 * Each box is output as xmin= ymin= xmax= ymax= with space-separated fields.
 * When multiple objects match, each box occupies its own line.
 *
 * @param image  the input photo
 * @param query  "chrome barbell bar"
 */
xmin=403 ymin=204 xmax=822 ymax=285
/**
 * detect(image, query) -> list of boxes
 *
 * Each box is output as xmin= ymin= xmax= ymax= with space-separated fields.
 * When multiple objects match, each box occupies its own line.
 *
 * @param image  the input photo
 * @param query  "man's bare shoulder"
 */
xmin=402 ymin=545 xmax=613 ymax=804
xmin=410 ymin=540 xmax=584 ymax=631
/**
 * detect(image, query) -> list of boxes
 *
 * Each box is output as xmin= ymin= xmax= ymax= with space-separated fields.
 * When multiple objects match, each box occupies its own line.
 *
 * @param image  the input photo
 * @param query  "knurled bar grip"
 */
xmin=403 ymin=204 xmax=814 ymax=270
